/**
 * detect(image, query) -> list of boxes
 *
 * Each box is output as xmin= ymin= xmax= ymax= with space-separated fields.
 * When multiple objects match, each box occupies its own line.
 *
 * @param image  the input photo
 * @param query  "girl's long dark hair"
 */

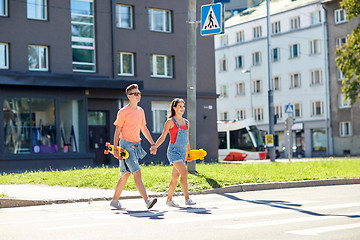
xmin=168 ymin=98 xmax=185 ymax=118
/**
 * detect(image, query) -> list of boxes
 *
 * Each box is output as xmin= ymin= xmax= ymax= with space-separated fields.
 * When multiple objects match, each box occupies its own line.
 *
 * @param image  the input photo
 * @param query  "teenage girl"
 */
xmin=154 ymin=98 xmax=196 ymax=207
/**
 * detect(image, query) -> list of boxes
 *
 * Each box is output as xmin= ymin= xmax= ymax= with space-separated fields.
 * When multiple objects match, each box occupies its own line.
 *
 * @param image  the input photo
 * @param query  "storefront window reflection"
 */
xmin=312 ymin=129 xmax=327 ymax=151
xmin=3 ymin=98 xmax=31 ymax=153
xmin=60 ymin=99 xmax=84 ymax=153
xmin=3 ymin=98 xmax=84 ymax=154
xmin=32 ymin=98 xmax=57 ymax=153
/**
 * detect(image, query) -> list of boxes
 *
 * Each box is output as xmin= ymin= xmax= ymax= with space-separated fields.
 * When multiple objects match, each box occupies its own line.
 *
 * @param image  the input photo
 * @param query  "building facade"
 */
xmin=0 ymin=0 xmax=218 ymax=172
xmin=215 ymin=0 xmax=332 ymax=158
xmin=322 ymin=0 xmax=360 ymax=156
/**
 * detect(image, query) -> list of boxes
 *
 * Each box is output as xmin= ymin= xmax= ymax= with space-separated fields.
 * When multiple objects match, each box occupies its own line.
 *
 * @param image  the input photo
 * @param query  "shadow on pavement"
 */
xmin=219 ymin=193 xmax=360 ymax=219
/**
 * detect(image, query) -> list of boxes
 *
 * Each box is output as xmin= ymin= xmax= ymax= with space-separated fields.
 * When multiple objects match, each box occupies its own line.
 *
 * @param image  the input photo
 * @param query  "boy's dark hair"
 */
xmin=126 ymin=84 xmax=139 ymax=95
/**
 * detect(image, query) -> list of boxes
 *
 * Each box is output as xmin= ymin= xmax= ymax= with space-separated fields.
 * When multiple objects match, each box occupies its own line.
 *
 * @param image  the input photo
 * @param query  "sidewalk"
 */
xmin=1 ymin=178 xmax=360 ymax=208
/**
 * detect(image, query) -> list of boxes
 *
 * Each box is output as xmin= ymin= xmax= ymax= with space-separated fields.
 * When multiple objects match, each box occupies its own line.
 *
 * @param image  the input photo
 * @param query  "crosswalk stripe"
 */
xmin=288 ymin=222 xmax=360 ymax=236
xmin=161 ymin=202 xmax=360 ymax=224
xmin=217 ymin=212 xmax=359 ymax=230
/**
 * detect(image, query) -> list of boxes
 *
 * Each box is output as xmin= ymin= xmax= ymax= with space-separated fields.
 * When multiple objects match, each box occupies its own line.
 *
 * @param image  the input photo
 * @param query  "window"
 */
xmin=274 ymin=105 xmax=282 ymax=120
xmin=1 ymin=0 xmax=8 ymax=16
xmin=219 ymin=84 xmax=228 ymax=98
xmin=339 ymin=121 xmax=352 ymax=137
xmin=289 ymin=43 xmax=300 ymax=58
xmin=335 ymin=9 xmax=347 ymax=24
xmin=218 ymin=131 xmax=227 ymax=149
xmin=27 ymin=0 xmax=47 ymax=20
xmin=310 ymin=69 xmax=322 ymax=85
xmin=116 ymin=4 xmax=133 ymax=29
xmin=290 ymin=73 xmax=301 ymax=88
xmin=3 ymin=98 xmax=85 ymax=154
xmin=150 ymin=54 xmax=173 ymax=78
xmin=236 ymin=109 xmax=246 ymax=120
xmin=118 ymin=52 xmax=134 ymax=76
xmin=273 ymin=76 xmax=280 ymax=91
xmin=271 ymin=21 xmax=281 ymax=34
xmin=338 ymin=94 xmax=351 ymax=108
xmin=152 ymin=102 xmax=169 ymax=133
xmin=310 ymin=39 xmax=320 ymax=55
xmin=294 ymin=103 xmax=302 ymax=117
xmin=290 ymin=16 xmax=300 ymax=30
xmin=272 ymin=47 xmax=280 ymax=62
xmin=311 ymin=100 xmax=323 ymax=116
xmin=336 ymin=36 xmax=347 ymax=48
xmin=219 ymin=58 xmax=227 ymax=72
xmin=220 ymin=35 xmax=228 ymax=47
xmin=0 ymin=43 xmax=8 ymax=69
xmin=312 ymin=129 xmax=327 ymax=151
xmin=28 ymin=45 xmax=48 ymax=71
xmin=149 ymin=8 xmax=171 ymax=32
xmin=310 ymin=11 xmax=321 ymax=24
xmin=71 ymin=0 xmax=95 ymax=72
xmin=235 ymin=55 xmax=243 ymax=69
xmin=336 ymin=67 xmax=344 ymax=81
xmin=252 ymin=51 xmax=261 ymax=66
xmin=253 ymin=26 xmax=262 ymax=39
xmin=236 ymin=30 xmax=245 ymax=43
xmin=236 ymin=82 xmax=245 ymax=96
xmin=254 ymin=107 xmax=263 ymax=121
xmin=252 ymin=79 xmax=261 ymax=93
xmin=220 ymin=112 xmax=228 ymax=121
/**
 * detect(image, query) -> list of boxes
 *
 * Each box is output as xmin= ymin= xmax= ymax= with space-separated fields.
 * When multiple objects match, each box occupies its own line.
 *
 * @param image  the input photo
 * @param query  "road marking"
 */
xmin=161 ymin=202 xmax=360 ymax=224
xmin=40 ymin=222 xmax=119 ymax=231
xmin=288 ymin=222 xmax=360 ymax=236
xmin=217 ymin=212 xmax=359 ymax=229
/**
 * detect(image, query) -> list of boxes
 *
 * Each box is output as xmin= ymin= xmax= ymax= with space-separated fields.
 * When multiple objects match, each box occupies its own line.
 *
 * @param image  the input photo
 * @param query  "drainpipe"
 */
xmin=322 ymin=3 xmax=334 ymax=156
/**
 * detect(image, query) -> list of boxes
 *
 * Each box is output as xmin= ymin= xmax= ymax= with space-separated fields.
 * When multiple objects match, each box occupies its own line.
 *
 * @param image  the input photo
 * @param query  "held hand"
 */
xmin=150 ymin=145 xmax=157 ymax=155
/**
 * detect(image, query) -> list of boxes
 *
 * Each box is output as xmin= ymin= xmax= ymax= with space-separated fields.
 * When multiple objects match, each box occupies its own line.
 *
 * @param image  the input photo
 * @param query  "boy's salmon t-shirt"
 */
xmin=113 ymin=105 xmax=146 ymax=143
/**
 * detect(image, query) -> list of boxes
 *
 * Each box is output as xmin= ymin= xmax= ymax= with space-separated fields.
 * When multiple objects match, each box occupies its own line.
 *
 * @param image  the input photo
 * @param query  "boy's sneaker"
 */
xmin=146 ymin=198 xmax=157 ymax=209
xmin=185 ymin=199 xmax=196 ymax=206
xmin=166 ymin=200 xmax=180 ymax=207
xmin=110 ymin=200 xmax=122 ymax=209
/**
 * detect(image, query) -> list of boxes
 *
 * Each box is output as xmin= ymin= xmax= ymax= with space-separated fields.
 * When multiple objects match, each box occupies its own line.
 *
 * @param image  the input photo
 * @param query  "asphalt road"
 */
xmin=1 ymin=184 xmax=359 ymax=240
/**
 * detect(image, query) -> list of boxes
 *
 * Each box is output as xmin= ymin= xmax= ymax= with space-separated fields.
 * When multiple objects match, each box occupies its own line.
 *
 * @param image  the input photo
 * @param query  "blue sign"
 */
xmin=201 ymin=3 xmax=224 ymax=36
xmin=285 ymin=104 xmax=294 ymax=114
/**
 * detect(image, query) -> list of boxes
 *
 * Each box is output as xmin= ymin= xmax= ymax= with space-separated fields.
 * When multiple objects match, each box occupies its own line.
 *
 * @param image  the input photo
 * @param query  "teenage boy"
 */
xmin=110 ymin=84 xmax=157 ymax=209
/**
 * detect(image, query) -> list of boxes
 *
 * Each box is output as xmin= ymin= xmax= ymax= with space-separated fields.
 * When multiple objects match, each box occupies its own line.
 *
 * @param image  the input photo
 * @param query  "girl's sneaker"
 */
xmin=166 ymin=200 xmax=180 ymax=207
xmin=185 ymin=199 xmax=196 ymax=206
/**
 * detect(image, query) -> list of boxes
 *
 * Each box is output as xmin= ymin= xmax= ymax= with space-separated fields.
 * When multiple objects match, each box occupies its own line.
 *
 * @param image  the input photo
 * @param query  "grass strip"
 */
xmin=0 ymin=159 xmax=359 ymax=192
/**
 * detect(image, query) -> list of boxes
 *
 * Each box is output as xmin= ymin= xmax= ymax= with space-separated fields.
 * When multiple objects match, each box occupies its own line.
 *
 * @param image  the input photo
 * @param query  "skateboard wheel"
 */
xmin=105 ymin=142 xmax=110 ymax=147
xmin=104 ymin=150 xmax=109 ymax=154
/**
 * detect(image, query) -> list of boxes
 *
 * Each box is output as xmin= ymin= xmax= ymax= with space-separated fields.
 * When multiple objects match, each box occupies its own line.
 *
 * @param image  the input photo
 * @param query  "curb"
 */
xmin=1 ymin=178 xmax=359 ymax=208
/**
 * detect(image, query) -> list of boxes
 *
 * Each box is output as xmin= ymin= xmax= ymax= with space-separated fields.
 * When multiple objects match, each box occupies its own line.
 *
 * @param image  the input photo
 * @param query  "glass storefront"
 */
xmin=312 ymin=128 xmax=327 ymax=151
xmin=2 ymin=98 xmax=84 ymax=154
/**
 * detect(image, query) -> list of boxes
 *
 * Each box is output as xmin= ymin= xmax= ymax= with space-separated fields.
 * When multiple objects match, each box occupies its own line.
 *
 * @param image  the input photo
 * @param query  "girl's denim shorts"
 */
xmin=167 ymin=145 xmax=186 ymax=165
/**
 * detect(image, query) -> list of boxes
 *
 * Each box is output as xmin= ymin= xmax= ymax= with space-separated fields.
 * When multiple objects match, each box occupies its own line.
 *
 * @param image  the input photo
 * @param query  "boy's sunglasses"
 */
xmin=128 ymin=92 xmax=141 ymax=96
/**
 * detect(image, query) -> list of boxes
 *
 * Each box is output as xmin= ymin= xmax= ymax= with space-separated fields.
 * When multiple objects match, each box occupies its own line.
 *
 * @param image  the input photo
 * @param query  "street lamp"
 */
xmin=242 ymin=69 xmax=253 ymax=118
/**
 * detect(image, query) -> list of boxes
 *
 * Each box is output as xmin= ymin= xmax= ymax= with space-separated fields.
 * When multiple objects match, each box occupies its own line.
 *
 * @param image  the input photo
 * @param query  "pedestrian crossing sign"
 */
xmin=201 ymin=3 xmax=224 ymax=36
xmin=285 ymin=104 xmax=294 ymax=114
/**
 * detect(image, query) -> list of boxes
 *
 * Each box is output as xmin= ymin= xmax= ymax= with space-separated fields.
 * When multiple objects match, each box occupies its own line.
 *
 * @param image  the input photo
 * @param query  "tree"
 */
xmin=335 ymin=0 xmax=360 ymax=105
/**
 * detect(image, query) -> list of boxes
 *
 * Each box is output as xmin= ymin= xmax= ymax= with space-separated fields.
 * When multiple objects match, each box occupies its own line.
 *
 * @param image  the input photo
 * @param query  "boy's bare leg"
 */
xmin=112 ymin=172 xmax=131 ymax=200
xmin=133 ymin=170 xmax=149 ymax=201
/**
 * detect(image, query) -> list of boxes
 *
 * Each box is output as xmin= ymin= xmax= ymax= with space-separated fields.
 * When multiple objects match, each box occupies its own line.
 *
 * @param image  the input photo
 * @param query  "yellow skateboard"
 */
xmin=104 ymin=142 xmax=129 ymax=159
xmin=186 ymin=149 xmax=207 ymax=161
